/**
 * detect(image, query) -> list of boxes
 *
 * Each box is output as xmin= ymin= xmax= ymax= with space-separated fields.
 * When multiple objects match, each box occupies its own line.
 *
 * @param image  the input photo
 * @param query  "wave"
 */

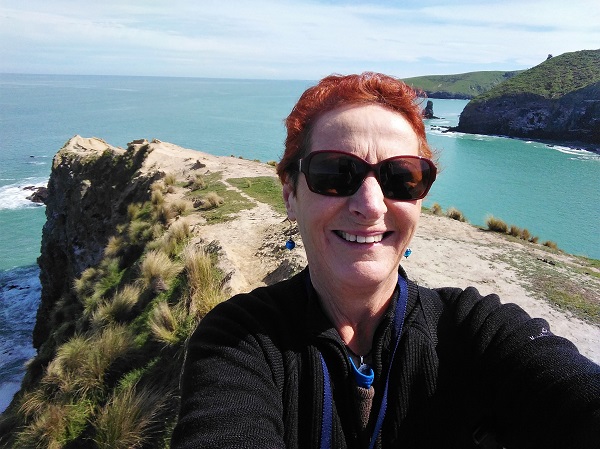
xmin=549 ymin=145 xmax=600 ymax=161
xmin=0 ymin=179 xmax=48 ymax=211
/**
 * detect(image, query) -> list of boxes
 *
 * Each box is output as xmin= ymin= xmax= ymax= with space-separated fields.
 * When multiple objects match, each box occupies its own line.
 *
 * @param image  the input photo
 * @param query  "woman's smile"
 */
xmin=334 ymin=230 xmax=389 ymax=244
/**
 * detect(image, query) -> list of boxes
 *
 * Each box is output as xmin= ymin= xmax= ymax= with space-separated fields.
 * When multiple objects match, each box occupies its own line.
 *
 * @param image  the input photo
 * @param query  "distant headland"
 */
xmin=406 ymin=49 xmax=600 ymax=152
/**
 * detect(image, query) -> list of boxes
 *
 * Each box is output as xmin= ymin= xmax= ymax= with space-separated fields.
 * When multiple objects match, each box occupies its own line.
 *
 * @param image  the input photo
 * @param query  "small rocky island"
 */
xmin=453 ymin=49 xmax=600 ymax=149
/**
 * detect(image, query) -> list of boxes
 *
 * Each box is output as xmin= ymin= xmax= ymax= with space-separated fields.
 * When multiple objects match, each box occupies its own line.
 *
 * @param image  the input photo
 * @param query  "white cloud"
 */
xmin=1 ymin=0 xmax=598 ymax=78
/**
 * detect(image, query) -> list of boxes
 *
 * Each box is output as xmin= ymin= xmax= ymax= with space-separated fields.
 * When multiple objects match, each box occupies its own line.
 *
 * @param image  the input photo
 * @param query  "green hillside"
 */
xmin=403 ymin=70 xmax=521 ymax=99
xmin=473 ymin=49 xmax=600 ymax=102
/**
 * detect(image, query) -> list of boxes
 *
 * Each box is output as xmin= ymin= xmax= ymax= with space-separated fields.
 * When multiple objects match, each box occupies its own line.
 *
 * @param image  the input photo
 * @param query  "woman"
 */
xmin=172 ymin=73 xmax=600 ymax=448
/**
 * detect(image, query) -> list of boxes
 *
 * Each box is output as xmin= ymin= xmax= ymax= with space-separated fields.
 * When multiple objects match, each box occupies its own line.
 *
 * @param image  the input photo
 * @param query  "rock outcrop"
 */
xmin=422 ymin=100 xmax=439 ymax=119
xmin=33 ymin=137 xmax=156 ymax=352
xmin=453 ymin=49 xmax=600 ymax=148
xmin=455 ymin=82 xmax=600 ymax=145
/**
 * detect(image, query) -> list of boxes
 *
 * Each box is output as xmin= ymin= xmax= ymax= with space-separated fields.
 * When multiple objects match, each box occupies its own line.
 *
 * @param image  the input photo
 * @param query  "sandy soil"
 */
xmin=137 ymin=138 xmax=600 ymax=364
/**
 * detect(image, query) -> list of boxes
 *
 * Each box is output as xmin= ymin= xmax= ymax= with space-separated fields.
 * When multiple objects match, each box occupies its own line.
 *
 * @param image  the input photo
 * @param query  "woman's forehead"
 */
xmin=310 ymin=104 xmax=420 ymax=158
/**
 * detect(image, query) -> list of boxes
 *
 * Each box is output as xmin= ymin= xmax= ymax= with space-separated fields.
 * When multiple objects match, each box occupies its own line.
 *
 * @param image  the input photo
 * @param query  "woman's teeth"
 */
xmin=338 ymin=231 xmax=383 ymax=243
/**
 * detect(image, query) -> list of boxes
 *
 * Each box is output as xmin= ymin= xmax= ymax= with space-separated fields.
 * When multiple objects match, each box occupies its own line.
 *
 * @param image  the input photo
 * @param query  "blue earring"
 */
xmin=284 ymin=218 xmax=297 ymax=250
xmin=404 ymin=248 xmax=412 ymax=258
xmin=285 ymin=238 xmax=296 ymax=250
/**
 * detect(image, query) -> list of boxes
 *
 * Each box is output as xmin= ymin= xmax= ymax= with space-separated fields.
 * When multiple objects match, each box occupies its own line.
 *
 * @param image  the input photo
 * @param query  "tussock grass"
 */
xmin=446 ymin=207 xmax=467 ymax=222
xmin=128 ymin=219 xmax=153 ymax=244
xmin=73 ymin=267 xmax=98 ymax=299
xmin=509 ymin=224 xmax=521 ymax=237
xmin=43 ymin=325 xmax=137 ymax=399
xmin=138 ymin=250 xmax=183 ymax=293
xmin=150 ymin=189 xmax=165 ymax=206
xmin=430 ymin=202 xmax=443 ymax=216
xmin=543 ymin=240 xmax=559 ymax=250
xmin=183 ymin=245 xmax=226 ymax=318
xmin=201 ymin=192 xmax=225 ymax=209
xmin=151 ymin=219 xmax=192 ymax=257
xmin=104 ymin=236 xmax=124 ymax=258
xmin=486 ymin=215 xmax=508 ymax=233
xmin=163 ymin=173 xmax=177 ymax=186
xmin=149 ymin=302 xmax=183 ymax=346
xmin=93 ymin=383 xmax=171 ymax=449
xmin=14 ymin=400 xmax=92 ymax=449
xmin=186 ymin=174 xmax=206 ymax=191
xmin=90 ymin=284 xmax=142 ymax=329
xmin=171 ymin=199 xmax=193 ymax=216
xmin=152 ymin=203 xmax=176 ymax=224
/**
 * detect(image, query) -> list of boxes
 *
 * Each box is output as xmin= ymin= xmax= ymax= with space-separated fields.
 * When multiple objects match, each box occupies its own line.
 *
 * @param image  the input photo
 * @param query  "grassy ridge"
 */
xmin=403 ymin=70 xmax=521 ymax=99
xmin=473 ymin=49 xmax=600 ymax=101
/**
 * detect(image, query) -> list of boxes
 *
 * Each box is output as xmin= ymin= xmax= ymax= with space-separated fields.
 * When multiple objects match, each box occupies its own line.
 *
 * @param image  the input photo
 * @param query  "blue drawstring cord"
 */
xmin=319 ymin=274 xmax=409 ymax=449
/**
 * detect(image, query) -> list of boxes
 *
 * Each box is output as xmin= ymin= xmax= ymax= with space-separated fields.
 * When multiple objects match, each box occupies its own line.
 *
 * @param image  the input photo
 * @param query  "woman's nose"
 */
xmin=348 ymin=174 xmax=387 ymax=220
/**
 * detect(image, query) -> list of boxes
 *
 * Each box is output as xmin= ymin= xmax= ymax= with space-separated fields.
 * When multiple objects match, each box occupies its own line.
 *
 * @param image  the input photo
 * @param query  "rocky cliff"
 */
xmin=32 ymin=137 xmax=158 ymax=372
xmin=454 ymin=50 xmax=600 ymax=147
xmin=456 ymin=82 xmax=600 ymax=145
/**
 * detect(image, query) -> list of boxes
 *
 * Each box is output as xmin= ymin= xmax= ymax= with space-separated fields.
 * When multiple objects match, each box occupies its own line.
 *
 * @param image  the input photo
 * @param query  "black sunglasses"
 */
xmin=298 ymin=150 xmax=437 ymax=201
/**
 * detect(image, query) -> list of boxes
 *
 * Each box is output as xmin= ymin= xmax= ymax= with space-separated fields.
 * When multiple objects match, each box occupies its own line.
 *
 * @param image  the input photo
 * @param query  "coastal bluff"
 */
xmin=1 ymin=136 xmax=598 ymax=447
xmin=454 ymin=49 xmax=600 ymax=148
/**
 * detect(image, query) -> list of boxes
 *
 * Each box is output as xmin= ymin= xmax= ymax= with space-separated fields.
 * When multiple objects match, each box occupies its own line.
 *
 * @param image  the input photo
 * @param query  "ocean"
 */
xmin=1 ymin=74 xmax=599 ymax=412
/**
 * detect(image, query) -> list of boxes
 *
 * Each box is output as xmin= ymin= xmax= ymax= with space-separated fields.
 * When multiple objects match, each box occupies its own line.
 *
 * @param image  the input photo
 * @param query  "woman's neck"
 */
xmin=310 ymin=271 xmax=397 ymax=356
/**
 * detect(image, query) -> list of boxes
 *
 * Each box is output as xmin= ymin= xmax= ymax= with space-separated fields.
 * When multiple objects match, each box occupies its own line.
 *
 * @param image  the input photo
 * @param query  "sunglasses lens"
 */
xmin=305 ymin=152 xmax=367 ymax=196
xmin=380 ymin=158 xmax=434 ymax=200
xmin=302 ymin=152 xmax=435 ymax=200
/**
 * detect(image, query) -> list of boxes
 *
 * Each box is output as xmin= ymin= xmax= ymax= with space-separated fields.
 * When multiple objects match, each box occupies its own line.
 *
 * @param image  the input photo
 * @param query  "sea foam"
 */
xmin=0 ymin=180 xmax=48 ymax=211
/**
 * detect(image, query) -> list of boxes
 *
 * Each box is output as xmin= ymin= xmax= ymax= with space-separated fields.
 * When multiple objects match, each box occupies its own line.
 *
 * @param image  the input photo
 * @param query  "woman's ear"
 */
xmin=282 ymin=181 xmax=297 ymax=222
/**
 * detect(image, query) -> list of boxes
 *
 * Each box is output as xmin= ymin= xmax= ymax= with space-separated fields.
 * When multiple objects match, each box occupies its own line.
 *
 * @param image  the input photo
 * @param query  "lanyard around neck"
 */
xmin=315 ymin=274 xmax=409 ymax=449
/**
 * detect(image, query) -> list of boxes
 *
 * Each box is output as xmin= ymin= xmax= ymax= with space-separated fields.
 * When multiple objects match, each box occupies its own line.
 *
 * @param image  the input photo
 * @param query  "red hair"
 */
xmin=276 ymin=72 xmax=432 ymax=187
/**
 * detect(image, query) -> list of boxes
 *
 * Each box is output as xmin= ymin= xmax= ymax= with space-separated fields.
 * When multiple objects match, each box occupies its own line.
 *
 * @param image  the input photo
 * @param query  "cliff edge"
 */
xmin=454 ymin=49 xmax=600 ymax=148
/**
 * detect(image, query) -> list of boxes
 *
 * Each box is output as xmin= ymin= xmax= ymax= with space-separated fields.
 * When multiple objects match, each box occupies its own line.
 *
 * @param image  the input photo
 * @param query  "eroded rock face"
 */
xmin=33 ymin=136 xmax=156 ymax=350
xmin=455 ymin=82 xmax=600 ymax=145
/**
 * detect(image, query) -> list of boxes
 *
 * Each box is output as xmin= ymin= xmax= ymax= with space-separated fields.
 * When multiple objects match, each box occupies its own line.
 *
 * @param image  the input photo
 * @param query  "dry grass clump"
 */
xmin=104 ymin=236 xmax=124 ymax=258
xmin=148 ymin=302 xmax=184 ymax=346
xmin=430 ymin=202 xmax=443 ymax=216
xmin=93 ymin=383 xmax=171 ymax=449
xmin=15 ymin=400 xmax=91 ymax=449
xmin=73 ymin=267 xmax=98 ymax=299
xmin=186 ymin=174 xmax=206 ymax=191
xmin=128 ymin=220 xmax=153 ymax=244
xmin=150 ymin=189 xmax=165 ymax=206
xmin=543 ymin=240 xmax=559 ymax=250
xmin=446 ymin=207 xmax=467 ymax=222
xmin=163 ymin=173 xmax=177 ymax=186
xmin=138 ymin=250 xmax=183 ymax=293
xmin=486 ymin=215 xmax=509 ymax=233
xmin=90 ymin=284 xmax=143 ymax=329
xmin=520 ymin=228 xmax=531 ymax=241
xmin=43 ymin=325 xmax=137 ymax=398
xmin=509 ymin=224 xmax=521 ymax=237
xmin=183 ymin=245 xmax=226 ymax=318
xmin=170 ymin=199 xmax=193 ymax=216
xmin=151 ymin=219 xmax=192 ymax=257
xmin=203 ymin=192 xmax=225 ymax=209
xmin=152 ymin=203 xmax=176 ymax=224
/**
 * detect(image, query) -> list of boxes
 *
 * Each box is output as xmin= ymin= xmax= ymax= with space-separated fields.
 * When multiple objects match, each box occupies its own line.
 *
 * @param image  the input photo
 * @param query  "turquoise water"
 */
xmin=1 ymin=74 xmax=598 ymax=269
xmin=0 ymin=73 xmax=599 ymax=411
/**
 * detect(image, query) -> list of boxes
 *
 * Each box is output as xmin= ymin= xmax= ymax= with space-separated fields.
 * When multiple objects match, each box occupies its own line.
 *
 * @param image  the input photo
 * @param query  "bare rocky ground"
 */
xmin=142 ymin=139 xmax=600 ymax=364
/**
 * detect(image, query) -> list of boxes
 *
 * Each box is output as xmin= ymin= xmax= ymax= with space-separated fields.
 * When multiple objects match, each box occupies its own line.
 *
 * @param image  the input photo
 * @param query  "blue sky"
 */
xmin=1 ymin=0 xmax=598 ymax=80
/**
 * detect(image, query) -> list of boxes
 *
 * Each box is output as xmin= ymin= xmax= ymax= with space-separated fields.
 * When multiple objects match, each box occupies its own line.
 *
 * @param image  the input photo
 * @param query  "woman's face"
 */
xmin=283 ymin=104 xmax=422 ymax=292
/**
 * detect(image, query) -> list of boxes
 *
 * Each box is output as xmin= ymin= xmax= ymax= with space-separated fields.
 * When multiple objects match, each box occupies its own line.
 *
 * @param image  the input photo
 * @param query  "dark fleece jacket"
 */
xmin=172 ymin=267 xmax=600 ymax=449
